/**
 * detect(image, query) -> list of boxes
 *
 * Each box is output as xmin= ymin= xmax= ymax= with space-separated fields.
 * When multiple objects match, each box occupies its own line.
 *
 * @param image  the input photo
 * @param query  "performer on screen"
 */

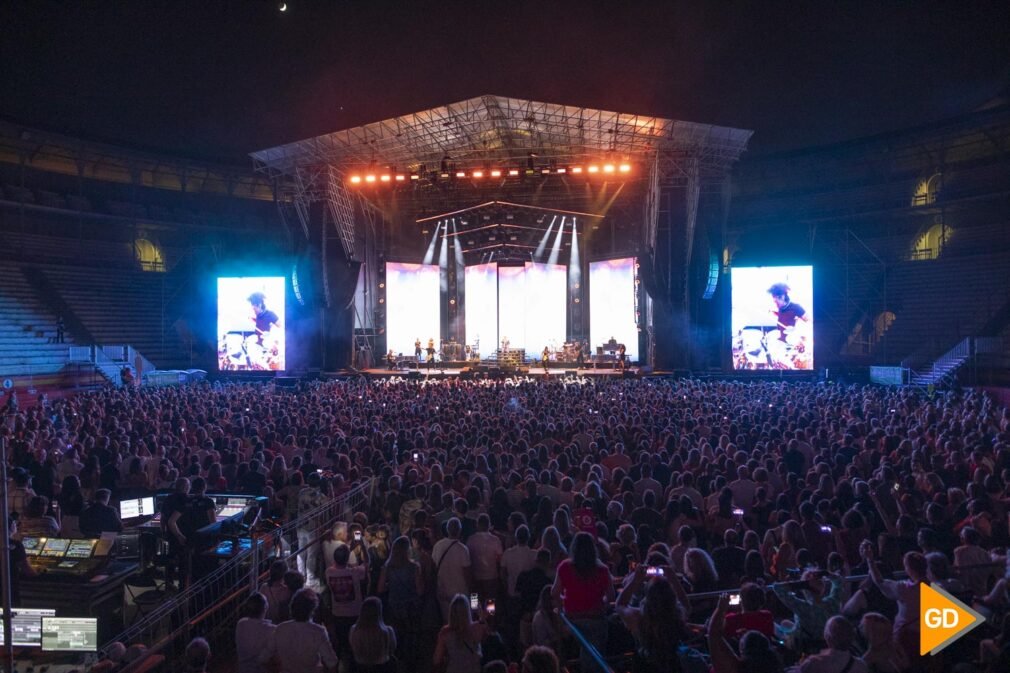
xmin=415 ymin=338 xmax=422 ymax=362
xmin=617 ymin=343 xmax=627 ymax=371
xmin=542 ymin=346 xmax=550 ymax=373
xmin=766 ymin=282 xmax=812 ymax=369
xmin=767 ymin=283 xmax=809 ymax=343
xmin=247 ymin=292 xmax=281 ymax=370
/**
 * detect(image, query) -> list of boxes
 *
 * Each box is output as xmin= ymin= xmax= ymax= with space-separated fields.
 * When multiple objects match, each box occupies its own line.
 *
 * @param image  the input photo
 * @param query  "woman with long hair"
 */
xmin=56 ymin=475 xmax=84 ymax=538
xmin=433 ymin=594 xmax=488 ymax=673
xmin=683 ymin=548 xmax=719 ymax=593
xmin=537 ymin=526 xmax=567 ymax=579
xmin=258 ymin=560 xmax=292 ymax=624
xmin=618 ymin=574 xmax=707 ymax=673
xmin=378 ymin=536 xmax=423 ymax=669
xmin=350 ymin=597 xmax=397 ymax=673
xmin=551 ymin=532 xmax=614 ymax=673
xmin=528 ymin=580 xmax=563 ymax=653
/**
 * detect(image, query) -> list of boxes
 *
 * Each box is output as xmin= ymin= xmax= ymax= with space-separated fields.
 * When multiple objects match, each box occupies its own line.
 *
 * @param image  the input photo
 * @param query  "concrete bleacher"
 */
xmin=38 ymin=265 xmax=188 ymax=369
xmin=0 ymin=263 xmax=75 ymax=376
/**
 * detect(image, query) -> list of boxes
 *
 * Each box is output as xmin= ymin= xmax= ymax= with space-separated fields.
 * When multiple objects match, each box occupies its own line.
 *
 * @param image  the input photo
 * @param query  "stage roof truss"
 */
xmin=252 ymin=95 xmax=752 ymax=185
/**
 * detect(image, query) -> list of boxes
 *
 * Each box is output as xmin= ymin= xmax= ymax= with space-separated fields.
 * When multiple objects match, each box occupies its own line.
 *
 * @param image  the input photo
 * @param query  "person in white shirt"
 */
xmin=260 ymin=588 xmax=339 ymax=673
xmin=501 ymin=525 xmax=538 ymax=602
xmin=236 ymin=592 xmax=276 ymax=673
xmin=632 ymin=464 xmax=662 ymax=505
xmin=729 ymin=466 xmax=757 ymax=513
xmin=467 ymin=514 xmax=503 ymax=603
xmin=954 ymin=527 xmax=994 ymax=599
xmin=321 ymin=545 xmax=369 ymax=663
xmin=790 ymin=616 xmax=868 ymax=673
xmin=432 ymin=518 xmax=472 ymax=621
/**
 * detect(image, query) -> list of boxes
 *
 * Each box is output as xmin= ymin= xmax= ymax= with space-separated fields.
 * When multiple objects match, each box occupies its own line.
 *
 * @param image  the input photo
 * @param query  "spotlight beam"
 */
xmin=547 ymin=216 xmax=566 ymax=266
xmin=422 ymin=221 xmax=442 ymax=265
xmin=534 ymin=215 xmax=557 ymax=260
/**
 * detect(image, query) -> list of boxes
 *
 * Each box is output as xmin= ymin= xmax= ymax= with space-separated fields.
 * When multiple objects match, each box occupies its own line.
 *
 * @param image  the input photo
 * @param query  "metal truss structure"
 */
xmin=254 ymin=97 xmax=750 ymax=258
xmin=254 ymin=96 xmax=751 ymax=367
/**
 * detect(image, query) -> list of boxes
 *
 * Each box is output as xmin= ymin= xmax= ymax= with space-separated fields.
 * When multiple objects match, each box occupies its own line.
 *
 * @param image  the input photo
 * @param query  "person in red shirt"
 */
xmin=551 ymin=532 xmax=614 ymax=673
xmin=722 ymin=583 xmax=775 ymax=639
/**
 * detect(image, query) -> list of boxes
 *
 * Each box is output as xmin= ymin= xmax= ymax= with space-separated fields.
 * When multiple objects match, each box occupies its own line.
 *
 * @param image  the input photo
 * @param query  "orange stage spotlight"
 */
xmin=365 ymin=175 xmax=377 ymax=183
xmin=571 ymin=166 xmax=583 ymax=174
xmin=456 ymin=171 xmax=466 ymax=178
xmin=380 ymin=175 xmax=391 ymax=182
xmin=349 ymin=175 xmax=362 ymax=184
xmin=618 ymin=163 xmax=631 ymax=173
xmin=473 ymin=171 xmax=484 ymax=178
xmin=490 ymin=169 xmax=502 ymax=177
xmin=603 ymin=164 xmax=615 ymax=173
xmin=508 ymin=169 xmax=520 ymax=177
xmin=587 ymin=165 xmax=599 ymax=174
xmin=395 ymin=174 xmax=406 ymax=181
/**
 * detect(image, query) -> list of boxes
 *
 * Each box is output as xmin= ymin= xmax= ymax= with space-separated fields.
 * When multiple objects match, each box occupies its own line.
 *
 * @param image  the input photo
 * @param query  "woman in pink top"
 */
xmin=551 ymin=532 xmax=615 ymax=673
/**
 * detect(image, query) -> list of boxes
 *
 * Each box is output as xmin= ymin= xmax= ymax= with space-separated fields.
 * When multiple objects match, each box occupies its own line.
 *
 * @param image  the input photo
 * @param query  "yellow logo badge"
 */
xmin=920 ymin=583 xmax=985 ymax=656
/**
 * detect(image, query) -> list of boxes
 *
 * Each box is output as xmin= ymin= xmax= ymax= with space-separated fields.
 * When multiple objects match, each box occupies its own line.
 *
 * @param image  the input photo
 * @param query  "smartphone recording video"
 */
xmin=469 ymin=593 xmax=479 ymax=611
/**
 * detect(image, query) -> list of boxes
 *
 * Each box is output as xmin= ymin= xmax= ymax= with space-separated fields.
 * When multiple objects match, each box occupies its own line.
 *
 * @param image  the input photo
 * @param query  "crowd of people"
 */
xmin=4 ymin=376 xmax=1010 ymax=673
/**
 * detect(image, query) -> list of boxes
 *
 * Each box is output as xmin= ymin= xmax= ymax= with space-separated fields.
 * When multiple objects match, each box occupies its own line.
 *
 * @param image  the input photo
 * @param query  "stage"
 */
xmin=356 ymin=364 xmax=643 ymax=379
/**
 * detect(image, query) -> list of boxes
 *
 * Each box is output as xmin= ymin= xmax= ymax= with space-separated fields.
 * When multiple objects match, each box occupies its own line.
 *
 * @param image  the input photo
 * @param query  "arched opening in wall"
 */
xmin=911 ymin=172 xmax=942 ymax=207
xmin=909 ymin=221 xmax=948 ymax=261
xmin=135 ymin=238 xmax=165 ymax=272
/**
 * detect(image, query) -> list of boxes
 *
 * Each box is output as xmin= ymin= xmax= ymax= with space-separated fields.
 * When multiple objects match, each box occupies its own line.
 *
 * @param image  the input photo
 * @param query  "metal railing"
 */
xmin=559 ymin=611 xmax=617 ymax=673
xmin=110 ymin=479 xmax=375 ymax=673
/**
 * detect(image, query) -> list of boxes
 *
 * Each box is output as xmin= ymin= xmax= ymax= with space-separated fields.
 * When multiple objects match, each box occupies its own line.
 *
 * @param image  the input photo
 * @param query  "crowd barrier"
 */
xmin=108 ymin=478 xmax=375 ymax=673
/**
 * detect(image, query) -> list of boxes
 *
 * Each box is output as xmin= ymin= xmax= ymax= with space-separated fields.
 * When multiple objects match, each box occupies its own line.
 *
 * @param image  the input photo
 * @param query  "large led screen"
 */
xmin=386 ymin=262 xmax=440 ymax=358
xmin=497 ymin=265 xmax=526 ymax=354
xmin=731 ymin=265 xmax=813 ymax=370
xmin=524 ymin=262 xmax=567 ymax=354
xmin=589 ymin=258 xmax=638 ymax=361
xmin=217 ymin=277 xmax=286 ymax=371
xmin=465 ymin=263 xmax=497 ymax=356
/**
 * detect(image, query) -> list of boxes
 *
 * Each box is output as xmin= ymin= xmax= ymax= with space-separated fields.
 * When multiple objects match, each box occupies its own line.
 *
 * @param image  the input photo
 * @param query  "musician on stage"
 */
xmin=426 ymin=338 xmax=436 ymax=371
xmin=575 ymin=342 xmax=585 ymax=368
xmin=617 ymin=343 xmax=627 ymax=371
xmin=415 ymin=338 xmax=422 ymax=362
xmin=386 ymin=350 xmax=396 ymax=369
xmin=542 ymin=346 xmax=550 ymax=373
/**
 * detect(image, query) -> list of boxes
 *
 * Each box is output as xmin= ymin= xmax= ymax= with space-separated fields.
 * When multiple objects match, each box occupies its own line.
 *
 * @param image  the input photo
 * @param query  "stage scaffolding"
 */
xmin=251 ymin=96 xmax=752 ymax=368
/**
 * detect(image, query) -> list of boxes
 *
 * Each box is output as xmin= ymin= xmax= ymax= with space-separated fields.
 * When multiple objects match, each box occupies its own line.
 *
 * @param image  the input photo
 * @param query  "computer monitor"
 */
xmin=0 ymin=609 xmax=56 ymax=648
xmin=22 ymin=537 xmax=43 ymax=556
xmin=66 ymin=539 xmax=97 ymax=559
xmin=119 ymin=496 xmax=155 ymax=520
xmin=227 ymin=497 xmax=248 ymax=506
xmin=41 ymin=617 xmax=98 ymax=652
xmin=217 ymin=505 xmax=246 ymax=518
xmin=40 ymin=539 xmax=70 ymax=558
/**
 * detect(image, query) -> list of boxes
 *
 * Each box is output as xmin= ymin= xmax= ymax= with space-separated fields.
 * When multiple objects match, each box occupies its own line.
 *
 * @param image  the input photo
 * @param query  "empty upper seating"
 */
xmin=0 ymin=263 xmax=74 ymax=376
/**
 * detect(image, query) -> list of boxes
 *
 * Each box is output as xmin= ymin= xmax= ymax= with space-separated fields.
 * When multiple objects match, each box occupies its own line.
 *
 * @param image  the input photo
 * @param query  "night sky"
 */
xmin=3 ymin=1 xmax=1009 ymax=164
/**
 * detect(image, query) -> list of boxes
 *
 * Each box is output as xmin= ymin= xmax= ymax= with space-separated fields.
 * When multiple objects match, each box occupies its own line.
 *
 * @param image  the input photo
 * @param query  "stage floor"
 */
xmin=360 ymin=366 xmax=639 ymax=378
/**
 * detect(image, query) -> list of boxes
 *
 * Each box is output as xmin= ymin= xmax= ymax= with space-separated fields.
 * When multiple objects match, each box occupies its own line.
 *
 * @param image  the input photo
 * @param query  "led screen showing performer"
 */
xmin=731 ymin=265 xmax=813 ymax=370
xmin=217 ymin=276 xmax=286 ymax=371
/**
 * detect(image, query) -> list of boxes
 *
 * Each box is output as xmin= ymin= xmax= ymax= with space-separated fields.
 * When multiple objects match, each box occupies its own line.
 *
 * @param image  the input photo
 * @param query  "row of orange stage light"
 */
xmin=348 ymin=163 xmax=632 ymax=185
